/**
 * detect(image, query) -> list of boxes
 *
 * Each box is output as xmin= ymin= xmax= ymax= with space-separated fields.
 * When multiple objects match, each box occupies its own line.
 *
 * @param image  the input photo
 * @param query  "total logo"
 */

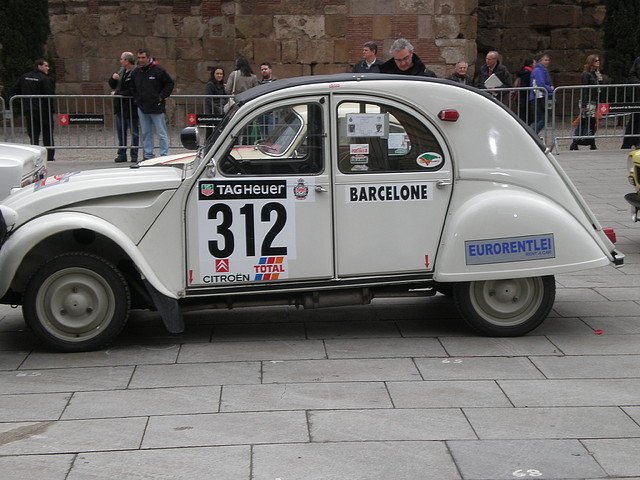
xmin=253 ymin=256 xmax=287 ymax=280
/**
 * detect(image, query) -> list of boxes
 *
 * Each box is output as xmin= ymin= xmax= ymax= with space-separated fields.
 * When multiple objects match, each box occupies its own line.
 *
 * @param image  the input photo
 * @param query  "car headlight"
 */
xmin=628 ymin=154 xmax=635 ymax=174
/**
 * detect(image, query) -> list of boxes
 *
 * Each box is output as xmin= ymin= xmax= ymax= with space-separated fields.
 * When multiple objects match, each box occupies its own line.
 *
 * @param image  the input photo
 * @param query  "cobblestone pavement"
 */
xmin=1 ymin=148 xmax=640 ymax=479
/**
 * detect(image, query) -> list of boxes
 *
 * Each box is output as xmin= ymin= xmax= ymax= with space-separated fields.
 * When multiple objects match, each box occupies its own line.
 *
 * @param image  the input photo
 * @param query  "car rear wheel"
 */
xmin=23 ymin=253 xmax=130 ymax=352
xmin=453 ymin=276 xmax=555 ymax=336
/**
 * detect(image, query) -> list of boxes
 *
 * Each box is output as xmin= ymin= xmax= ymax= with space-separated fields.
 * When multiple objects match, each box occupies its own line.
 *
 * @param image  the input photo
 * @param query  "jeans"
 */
xmin=532 ymin=98 xmax=546 ymax=134
xmin=115 ymin=113 xmax=139 ymax=160
xmin=137 ymin=109 xmax=169 ymax=159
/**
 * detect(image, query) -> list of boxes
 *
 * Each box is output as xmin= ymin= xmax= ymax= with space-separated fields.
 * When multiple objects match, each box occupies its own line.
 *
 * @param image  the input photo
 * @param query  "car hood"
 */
xmin=2 ymin=166 xmax=183 ymax=229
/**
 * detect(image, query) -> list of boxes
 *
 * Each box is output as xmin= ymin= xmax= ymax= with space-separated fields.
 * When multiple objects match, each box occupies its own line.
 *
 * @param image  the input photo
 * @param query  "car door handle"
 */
xmin=315 ymin=185 xmax=327 ymax=193
xmin=436 ymin=180 xmax=452 ymax=188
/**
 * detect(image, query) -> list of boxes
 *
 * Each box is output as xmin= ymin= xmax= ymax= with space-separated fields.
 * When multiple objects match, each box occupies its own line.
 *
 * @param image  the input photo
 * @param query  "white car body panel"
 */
xmin=0 ymin=143 xmax=47 ymax=200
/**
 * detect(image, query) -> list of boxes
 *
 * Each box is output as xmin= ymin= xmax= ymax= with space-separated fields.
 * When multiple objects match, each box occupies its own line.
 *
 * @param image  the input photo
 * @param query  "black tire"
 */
xmin=23 ymin=253 xmax=130 ymax=352
xmin=453 ymin=275 xmax=555 ymax=336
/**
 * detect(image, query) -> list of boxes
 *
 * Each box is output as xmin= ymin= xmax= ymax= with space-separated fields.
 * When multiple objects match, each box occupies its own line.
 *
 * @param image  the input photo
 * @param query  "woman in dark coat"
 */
xmin=570 ymin=54 xmax=603 ymax=150
xmin=204 ymin=65 xmax=225 ymax=115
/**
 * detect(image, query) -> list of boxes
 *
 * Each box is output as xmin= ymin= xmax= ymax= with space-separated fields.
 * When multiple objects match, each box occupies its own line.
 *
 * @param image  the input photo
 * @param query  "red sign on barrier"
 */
xmin=187 ymin=114 xmax=197 ymax=125
xmin=59 ymin=114 xmax=69 ymax=125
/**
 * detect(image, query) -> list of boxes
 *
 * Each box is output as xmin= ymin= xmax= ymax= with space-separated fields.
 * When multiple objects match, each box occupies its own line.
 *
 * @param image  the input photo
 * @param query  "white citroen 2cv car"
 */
xmin=0 ymin=75 xmax=623 ymax=351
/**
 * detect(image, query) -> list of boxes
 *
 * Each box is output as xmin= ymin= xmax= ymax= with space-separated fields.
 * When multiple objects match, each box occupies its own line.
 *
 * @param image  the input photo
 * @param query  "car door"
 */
xmin=332 ymin=96 xmax=453 ymax=276
xmin=184 ymin=97 xmax=334 ymax=288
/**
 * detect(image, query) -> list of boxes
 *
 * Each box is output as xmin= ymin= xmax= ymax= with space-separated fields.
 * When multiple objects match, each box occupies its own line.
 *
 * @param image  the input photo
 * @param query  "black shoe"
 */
xmin=130 ymin=157 xmax=138 ymax=163
xmin=114 ymin=155 xmax=127 ymax=163
xmin=569 ymin=142 xmax=578 ymax=151
xmin=590 ymin=144 xmax=597 ymax=150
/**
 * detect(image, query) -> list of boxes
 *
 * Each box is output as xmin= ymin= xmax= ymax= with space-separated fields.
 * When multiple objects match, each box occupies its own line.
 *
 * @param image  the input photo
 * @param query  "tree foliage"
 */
xmin=603 ymin=0 xmax=640 ymax=83
xmin=0 ymin=0 xmax=51 ymax=102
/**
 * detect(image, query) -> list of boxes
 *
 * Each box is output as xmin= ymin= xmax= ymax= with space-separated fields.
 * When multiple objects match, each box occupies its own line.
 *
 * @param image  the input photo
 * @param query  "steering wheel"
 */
xmin=221 ymin=155 xmax=246 ymax=174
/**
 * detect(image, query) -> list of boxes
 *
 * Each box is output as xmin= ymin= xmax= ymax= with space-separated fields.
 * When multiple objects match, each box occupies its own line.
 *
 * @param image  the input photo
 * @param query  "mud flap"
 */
xmin=143 ymin=279 xmax=184 ymax=333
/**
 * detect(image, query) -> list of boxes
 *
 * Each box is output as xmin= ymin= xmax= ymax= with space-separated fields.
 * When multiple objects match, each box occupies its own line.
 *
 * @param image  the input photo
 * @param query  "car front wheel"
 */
xmin=453 ymin=276 xmax=555 ymax=336
xmin=23 ymin=253 xmax=130 ymax=352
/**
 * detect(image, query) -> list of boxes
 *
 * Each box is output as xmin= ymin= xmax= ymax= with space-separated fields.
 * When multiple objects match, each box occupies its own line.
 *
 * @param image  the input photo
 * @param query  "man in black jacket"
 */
xmin=352 ymin=42 xmax=383 ymax=73
xmin=380 ymin=38 xmax=436 ymax=77
xmin=129 ymin=48 xmax=174 ymax=159
xmin=109 ymin=51 xmax=139 ymax=163
xmin=13 ymin=58 xmax=56 ymax=161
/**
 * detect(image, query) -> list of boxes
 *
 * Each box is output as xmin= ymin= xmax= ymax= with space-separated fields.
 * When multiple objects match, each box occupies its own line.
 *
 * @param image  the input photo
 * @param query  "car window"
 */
xmin=219 ymin=103 xmax=324 ymax=176
xmin=337 ymin=101 xmax=445 ymax=173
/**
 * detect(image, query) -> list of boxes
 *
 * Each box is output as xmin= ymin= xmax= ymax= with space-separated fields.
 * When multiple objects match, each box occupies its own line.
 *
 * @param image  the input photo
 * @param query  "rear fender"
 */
xmin=434 ymin=188 xmax=611 ymax=282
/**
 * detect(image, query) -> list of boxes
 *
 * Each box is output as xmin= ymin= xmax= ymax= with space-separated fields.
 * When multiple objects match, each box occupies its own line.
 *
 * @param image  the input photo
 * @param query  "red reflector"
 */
xmin=603 ymin=228 xmax=617 ymax=243
xmin=438 ymin=110 xmax=459 ymax=122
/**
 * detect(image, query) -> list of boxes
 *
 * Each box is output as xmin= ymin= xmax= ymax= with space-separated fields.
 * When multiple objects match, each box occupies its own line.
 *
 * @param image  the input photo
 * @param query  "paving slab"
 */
xmin=20 ymin=344 xmax=180 ymax=369
xmin=67 ymin=446 xmax=250 ymax=480
xmin=0 ymin=417 xmax=147 ymax=455
xmin=530 ymin=354 xmax=640 ymax=379
xmin=305 ymin=319 xmax=401 ymax=338
xmin=142 ymin=411 xmax=308 ymax=448
xmin=414 ymin=356 xmax=545 ymax=380
xmin=0 ymin=366 xmax=133 ymax=395
xmin=0 ymin=454 xmax=75 ymax=480
xmin=309 ymin=408 xmax=476 ymax=441
xmin=324 ymin=336 xmax=447 ymax=358
xmin=582 ymin=439 xmax=640 ymax=478
xmin=61 ymin=385 xmax=221 ymax=419
xmin=464 ymin=406 xmax=640 ymax=439
xmin=261 ymin=358 xmax=421 ymax=383
xmin=387 ymin=380 xmax=512 ymax=408
xmin=548 ymin=334 xmax=640 ymax=355
xmin=128 ymin=361 xmax=261 ymax=388
xmin=581 ymin=316 xmax=640 ymax=333
xmin=448 ymin=439 xmax=607 ymax=480
xmin=499 ymin=379 xmax=640 ymax=407
xmin=0 ymin=350 xmax=30 ymax=370
xmin=0 ymin=392 xmax=71 ymax=422
xmin=440 ymin=336 xmax=562 ymax=356
xmin=177 ymin=340 xmax=326 ymax=362
xmin=220 ymin=382 xmax=392 ymax=411
xmin=252 ymin=441 xmax=461 ymax=480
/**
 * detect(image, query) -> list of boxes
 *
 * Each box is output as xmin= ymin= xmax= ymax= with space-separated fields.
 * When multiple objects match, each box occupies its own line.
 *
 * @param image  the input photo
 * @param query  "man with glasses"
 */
xmin=13 ymin=58 xmax=56 ymax=161
xmin=380 ymin=38 xmax=436 ymax=77
xmin=476 ymin=51 xmax=513 ymax=89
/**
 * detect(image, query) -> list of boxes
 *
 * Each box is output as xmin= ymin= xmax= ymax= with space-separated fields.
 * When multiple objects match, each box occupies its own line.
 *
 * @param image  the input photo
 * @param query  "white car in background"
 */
xmin=0 ymin=143 xmax=47 ymax=200
xmin=0 ymin=74 xmax=624 ymax=352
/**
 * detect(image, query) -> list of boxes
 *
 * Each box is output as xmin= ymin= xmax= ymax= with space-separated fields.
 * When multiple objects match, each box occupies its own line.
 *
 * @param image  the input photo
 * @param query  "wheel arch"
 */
xmin=0 ymin=212 xmax=177 ymax=304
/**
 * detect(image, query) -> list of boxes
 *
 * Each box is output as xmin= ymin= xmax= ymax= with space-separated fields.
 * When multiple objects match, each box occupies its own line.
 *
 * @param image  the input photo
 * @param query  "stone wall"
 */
xmin=477 ymin=0 xmax=606 ymax=86
xmin=48 ymin=0 xmax=477 ymax=95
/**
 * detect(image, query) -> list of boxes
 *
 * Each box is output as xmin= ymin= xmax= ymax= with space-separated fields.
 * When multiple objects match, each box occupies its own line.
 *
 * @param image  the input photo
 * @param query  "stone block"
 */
xmin=180 ymin=17 xmax=208 ymax=38
xmin=254 ymin=40 xmax=282 ymax=64
xmin=297 ymin=39 xmax=335 ymax=64
xmin=459 ymin=13 xmax=477 ymax=39
xmin=325 ymin=15 xmax=347 ymax=38
xmin=277 ymin=63 xmax=305 ymax=79
xmin=372 ymin=16 xmax=393 ymax=39
xmin=417 ymin=15 xmax=434 ymax=39
xmin=548 ymin=5 xmax=582 ymax=27
xmin=436 ymin=0 xmax=474 ymax=15
xmin=53 ymin=33 xmax=84 ymax=60
xmin=281 ymin=40 xmax=299 ymax=63
xmin=397 ymin=0 xmax=436 ymax=15
xmin=98 ymin=14 xmax=124 ymax=37
xmin=503 ymin=28 xmax=542 ymax=51
xmin=334 ymin=39 xmax=351 ymax=63
xmin=274 ymin=15 xmax=325 ymax=40
xmin=126 ymin=15 xmax=153 ymax=37
xmin=236 ymin=15 xmax=274 ymax=39
xmin=550 ymin=28 xmax=600 ymax=51
xmin=153 ymin=14 xmax=178 ymax=38
xmin=434 ymin=15 xmax=460 ymax=39
xmin=176 ymin=39 xmax=204 ymax=61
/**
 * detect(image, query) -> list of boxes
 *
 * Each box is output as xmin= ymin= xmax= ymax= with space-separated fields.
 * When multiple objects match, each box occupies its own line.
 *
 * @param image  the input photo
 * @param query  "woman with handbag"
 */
xmin=570 ymin=55 xmax=603 ymax=151
xmin=224 ymin=57 xmax=259 ymax=111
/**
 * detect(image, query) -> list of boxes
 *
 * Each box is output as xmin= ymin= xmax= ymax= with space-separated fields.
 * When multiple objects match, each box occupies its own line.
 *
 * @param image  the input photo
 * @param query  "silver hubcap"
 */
xmin=469 ymin=277 xmax=544 ymax=327
xmin=35 ymin=267 xmax=115 ymax=342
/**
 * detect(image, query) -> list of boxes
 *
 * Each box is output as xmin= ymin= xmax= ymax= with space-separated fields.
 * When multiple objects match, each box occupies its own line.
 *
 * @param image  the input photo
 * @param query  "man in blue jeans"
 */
xmin=129 ymin=48 xmax=174 ymax=159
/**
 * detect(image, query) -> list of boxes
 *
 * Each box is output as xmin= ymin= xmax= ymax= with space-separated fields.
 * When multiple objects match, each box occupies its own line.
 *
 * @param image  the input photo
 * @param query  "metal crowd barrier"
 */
xmin=8 ymin=94 xmax=231 ymax=151
xmin=551 ymin=83 xmax=640 ymax=152
xmin=8 ymin=86 xmax=640 ymax=154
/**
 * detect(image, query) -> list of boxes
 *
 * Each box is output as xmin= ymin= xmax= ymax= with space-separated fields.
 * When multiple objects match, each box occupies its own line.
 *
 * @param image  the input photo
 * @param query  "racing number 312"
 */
xmin=208 ymin=202 xmax=288 ymax=258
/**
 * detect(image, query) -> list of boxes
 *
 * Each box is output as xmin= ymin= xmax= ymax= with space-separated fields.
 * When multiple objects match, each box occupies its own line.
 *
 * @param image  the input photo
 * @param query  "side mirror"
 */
xmin=180 ymin=127 xmax=198 ymax=150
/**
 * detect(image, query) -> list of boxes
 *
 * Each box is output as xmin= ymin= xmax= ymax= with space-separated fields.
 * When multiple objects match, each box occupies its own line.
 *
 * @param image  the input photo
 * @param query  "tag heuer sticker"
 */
xmin=201 ymin=183 xmax=214 ymax=196
xmin=416 ymin=153 xmax=444 ymax=169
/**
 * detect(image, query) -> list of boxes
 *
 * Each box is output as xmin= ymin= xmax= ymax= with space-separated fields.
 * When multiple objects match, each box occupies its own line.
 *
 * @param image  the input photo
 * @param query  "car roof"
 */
xmin=235 ymin=73 xmax=476 ymax=105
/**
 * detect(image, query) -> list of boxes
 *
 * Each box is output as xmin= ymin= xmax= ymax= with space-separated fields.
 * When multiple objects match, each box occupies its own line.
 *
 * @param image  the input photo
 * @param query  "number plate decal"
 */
xmin=195 ymin=180 xmax=308 ymax=284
